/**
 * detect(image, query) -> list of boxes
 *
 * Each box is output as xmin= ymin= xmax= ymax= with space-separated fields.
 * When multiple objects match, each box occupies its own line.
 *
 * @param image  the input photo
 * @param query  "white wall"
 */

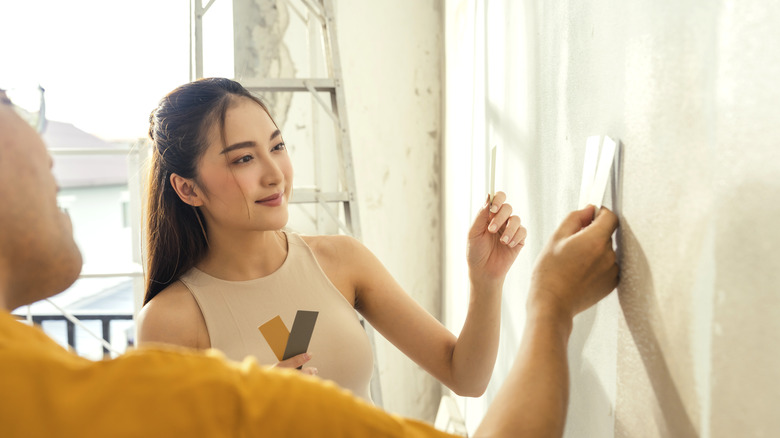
xmin=446 ymin=0 xmax=780 ymax=436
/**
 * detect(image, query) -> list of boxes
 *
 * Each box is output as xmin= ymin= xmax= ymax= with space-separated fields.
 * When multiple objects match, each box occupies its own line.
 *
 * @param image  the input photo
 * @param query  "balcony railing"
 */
xmin=14 ymin=313 xmax=134 ymax=357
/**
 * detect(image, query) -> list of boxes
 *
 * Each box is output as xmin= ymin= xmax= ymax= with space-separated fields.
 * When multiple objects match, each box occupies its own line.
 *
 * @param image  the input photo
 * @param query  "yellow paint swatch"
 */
xmin=258 ymin=316 xmax=289 ymax=361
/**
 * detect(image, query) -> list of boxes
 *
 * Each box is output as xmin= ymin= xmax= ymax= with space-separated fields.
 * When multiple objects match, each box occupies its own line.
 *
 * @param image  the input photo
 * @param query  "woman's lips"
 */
xmin=256 ymin=192 xmax=283 ymax=207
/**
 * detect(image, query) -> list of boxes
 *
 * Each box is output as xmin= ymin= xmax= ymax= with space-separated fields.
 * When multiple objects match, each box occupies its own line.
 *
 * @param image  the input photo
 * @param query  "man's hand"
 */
xmin=474 ymin=206 xmax=620 ymax=438
xmin=529 ymin=205 xmax=620 ymax=320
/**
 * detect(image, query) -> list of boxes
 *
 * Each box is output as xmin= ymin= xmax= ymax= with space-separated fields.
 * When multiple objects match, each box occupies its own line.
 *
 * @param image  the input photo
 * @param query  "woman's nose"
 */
xmin=260 ymin=157 xmax=284 ymax=186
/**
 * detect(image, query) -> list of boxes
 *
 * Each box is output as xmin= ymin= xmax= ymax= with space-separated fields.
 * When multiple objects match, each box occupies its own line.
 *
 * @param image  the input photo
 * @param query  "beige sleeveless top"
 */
xmin=179 ymin=231 xmax=374 ymax=402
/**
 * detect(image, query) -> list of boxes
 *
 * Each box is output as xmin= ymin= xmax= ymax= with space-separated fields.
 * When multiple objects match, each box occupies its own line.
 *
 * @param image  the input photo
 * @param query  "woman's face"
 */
xmin=194 ymin=96 xmax=293 ymax=233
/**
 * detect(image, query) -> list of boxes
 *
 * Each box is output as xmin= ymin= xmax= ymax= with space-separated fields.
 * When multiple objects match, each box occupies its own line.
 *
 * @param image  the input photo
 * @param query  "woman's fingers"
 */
xmin=483 ymin=191 xmax=527 ymax=248
xmin=299 ymin=367 xmax=319 ymax=376
xmin=501 ymin=216 xmax=527 ymax=248
xmin=274 ymin=352 xmax=313 ymax=371
xmin=489 ymin=191 xmax=508 ymax=213
xmin=488 ymin=202 xmax=513 ymax=233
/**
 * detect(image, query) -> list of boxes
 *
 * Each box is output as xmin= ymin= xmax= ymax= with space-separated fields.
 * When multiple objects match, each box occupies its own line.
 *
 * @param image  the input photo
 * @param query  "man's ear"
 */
xmin=170 ymin=173 xmax=204 ymax=207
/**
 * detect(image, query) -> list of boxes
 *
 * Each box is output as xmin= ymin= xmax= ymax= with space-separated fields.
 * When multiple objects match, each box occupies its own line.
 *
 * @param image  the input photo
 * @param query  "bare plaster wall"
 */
xmin=446 ymin=0 xmax=780 ymax=436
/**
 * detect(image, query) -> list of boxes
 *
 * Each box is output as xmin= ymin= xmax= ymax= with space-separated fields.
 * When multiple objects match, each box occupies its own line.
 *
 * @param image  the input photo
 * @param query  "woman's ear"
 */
xmin=170 ymin=173 xmax=204 ymax=207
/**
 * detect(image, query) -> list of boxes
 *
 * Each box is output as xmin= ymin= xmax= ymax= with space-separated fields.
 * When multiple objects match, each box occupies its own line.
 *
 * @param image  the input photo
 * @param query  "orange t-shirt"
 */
xmin=0 ymin=311 xmax=455 ymax=438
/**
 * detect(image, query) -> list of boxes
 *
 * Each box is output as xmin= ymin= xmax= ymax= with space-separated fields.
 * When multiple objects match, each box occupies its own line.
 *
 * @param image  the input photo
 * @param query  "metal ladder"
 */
xmin=190 ymin=0 xmax=383 ymax=406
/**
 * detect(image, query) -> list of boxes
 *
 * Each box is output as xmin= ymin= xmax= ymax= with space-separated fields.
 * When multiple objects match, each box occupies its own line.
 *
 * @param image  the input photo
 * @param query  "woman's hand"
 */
xmin=273 ymin=352 xmax=318 ymax=376
xmin=467 ymin=191 xmax=527 ymax=287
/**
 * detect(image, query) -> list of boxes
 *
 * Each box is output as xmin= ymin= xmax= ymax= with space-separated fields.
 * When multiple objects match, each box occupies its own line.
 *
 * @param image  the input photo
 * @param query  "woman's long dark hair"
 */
xmin=144 ymin=77 xmax=269 ymax=304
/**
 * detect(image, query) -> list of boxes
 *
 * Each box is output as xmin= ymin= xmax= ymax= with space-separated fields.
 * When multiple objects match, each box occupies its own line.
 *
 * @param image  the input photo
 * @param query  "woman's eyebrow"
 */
xmin=221 ymin=141 xmax=256 ymax=154
xmin=221 ymin=130 xmax=282 ymax=154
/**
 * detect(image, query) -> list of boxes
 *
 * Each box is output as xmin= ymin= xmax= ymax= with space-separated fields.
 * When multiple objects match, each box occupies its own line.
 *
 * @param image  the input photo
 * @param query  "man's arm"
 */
xmin=474 ymin=206 xmax=619 ymax=438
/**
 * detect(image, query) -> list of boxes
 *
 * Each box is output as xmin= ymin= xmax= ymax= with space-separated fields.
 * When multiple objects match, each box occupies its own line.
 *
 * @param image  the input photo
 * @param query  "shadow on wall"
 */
xmin=617 ymin=220 xmax=698 ymax=438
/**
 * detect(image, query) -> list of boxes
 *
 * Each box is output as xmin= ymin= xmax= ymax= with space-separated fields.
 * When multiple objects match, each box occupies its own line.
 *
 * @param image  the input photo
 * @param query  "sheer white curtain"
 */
xmin=443 ymin=0 xmax=538 ymax=433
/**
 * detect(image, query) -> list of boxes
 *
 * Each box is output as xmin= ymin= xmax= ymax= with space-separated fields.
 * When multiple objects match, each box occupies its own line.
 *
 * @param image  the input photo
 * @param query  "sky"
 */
xmin=1 ymin=0 xmax=234 ymax=140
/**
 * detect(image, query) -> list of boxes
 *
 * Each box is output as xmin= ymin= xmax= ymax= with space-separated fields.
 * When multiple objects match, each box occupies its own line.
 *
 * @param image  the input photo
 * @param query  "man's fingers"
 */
xmin=591 ymin=207 xmax=619 ymax=239
xmin=553 ymin=205 xmax=596 ymax=240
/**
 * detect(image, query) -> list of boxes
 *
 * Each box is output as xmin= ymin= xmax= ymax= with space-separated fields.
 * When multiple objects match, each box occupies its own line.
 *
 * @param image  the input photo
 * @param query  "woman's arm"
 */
xmin=342 ymin=192 xmax=525 ymax=396
xmin=456 ymin=191 xmax=527 ymax=394
xmin=136 ymin=281 xmax=211 ymax=349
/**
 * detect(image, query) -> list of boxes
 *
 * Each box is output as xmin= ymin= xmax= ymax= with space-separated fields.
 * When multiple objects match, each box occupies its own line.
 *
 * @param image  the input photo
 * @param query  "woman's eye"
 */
xmin=234 ymin=155 xmax=253 ymax=164
xmin=271 ymin=142 xmax=286 ymax=152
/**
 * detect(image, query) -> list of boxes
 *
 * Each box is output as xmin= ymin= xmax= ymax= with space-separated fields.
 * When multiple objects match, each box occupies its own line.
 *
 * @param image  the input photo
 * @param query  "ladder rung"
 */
xmin=243 ymin=78 xmax=337 ymax=93
xmin=290 ymin=188 xmax=350 ymax=204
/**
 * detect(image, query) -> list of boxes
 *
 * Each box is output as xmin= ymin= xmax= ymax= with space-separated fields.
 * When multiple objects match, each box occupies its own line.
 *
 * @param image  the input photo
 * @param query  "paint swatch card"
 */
xmin=589 ymin=136 xmax=616 ymax=209
xmin=578 ymin=135 xmax=619 ymax=215
xmin=258 ymin=315 xmax=289 ymax=361
xmin=282 ymin=310 xmax=319 ymax=362
xmin=578 ymin=136 xmax=602 ymax=209
xmin=258 ymin=310 xmax=319 ymax=364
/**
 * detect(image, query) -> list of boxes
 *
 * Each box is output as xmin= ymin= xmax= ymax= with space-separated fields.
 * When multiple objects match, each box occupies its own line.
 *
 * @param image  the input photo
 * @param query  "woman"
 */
xmin=137 ymin=78 xmax=527 ymax=402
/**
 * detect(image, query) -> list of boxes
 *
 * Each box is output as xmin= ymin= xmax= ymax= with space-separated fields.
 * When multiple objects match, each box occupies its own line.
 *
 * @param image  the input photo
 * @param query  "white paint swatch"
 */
xmin=579 ymin=135 xmax=619 ymax=216
xmin=578 ymin=136 xmax=602 ymax=209
xmin=589 ymin=136 xmax=617 ymax=210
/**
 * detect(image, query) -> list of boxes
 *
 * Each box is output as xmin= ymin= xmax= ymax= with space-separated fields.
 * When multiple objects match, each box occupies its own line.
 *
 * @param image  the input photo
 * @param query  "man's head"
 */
xmin=0 ymin=90 xmax=82 ymax=311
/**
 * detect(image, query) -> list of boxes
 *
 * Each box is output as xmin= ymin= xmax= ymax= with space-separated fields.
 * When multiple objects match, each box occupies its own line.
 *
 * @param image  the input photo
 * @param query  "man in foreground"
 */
xmin=0 ymin=89 xmax=618 ymax=437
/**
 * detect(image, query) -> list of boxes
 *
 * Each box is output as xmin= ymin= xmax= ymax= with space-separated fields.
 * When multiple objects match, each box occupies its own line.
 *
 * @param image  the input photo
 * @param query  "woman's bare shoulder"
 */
xmin=136 ymin=281 xmax=209 ymax=349
xmin=300 ymin=233 xmax=363 ymax=259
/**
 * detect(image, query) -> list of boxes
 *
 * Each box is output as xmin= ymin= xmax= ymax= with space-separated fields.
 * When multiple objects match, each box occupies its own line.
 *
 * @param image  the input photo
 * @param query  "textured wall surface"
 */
xmin=446 ymin=0 xmax=780 ymax=436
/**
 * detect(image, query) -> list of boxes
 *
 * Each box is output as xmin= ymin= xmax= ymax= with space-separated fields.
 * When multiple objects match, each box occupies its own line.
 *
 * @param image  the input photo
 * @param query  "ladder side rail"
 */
xmin=314 ymin=0 xmax=334 ymax=77
xmin=308 ymin=11 xmax=330 ymax=235
xmin=328 ymin=87 xmax=361 ymax=239
xmin=321 ymin=0 xmax=361 ymax=240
